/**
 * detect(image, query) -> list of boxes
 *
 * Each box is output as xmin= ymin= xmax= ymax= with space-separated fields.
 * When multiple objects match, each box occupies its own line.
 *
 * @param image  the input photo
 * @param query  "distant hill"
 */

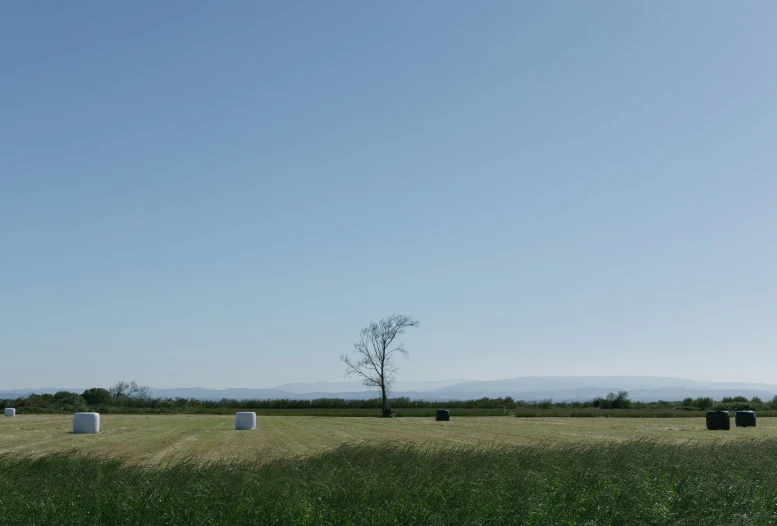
xmin=272 ymin=379 xmax=472 ymax=394
xmin=430 ymin=376 xmax=777 ymax=402
xmin=3 ymin=376 xmax=777 ymax=402
xmin=0 ymin=388 xmax=85 ymax=399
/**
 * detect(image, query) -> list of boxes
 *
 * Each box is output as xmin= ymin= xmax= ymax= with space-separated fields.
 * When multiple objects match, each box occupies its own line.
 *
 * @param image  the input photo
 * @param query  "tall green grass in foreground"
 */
xmin=1 ymin=439 xmax=776 ymax=525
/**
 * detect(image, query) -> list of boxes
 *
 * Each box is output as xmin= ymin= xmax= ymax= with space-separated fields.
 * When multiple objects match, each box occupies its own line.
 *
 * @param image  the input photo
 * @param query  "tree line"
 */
xmin=3 ymin=385 xmax=777 ymax=414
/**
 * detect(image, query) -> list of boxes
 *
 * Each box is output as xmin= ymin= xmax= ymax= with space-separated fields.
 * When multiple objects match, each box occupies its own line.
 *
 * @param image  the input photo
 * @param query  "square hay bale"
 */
xmin=4 ymin=408 xmax=15 ymax=417
xmin=235 ymin=412 xmax=257 ymax=430
xmin=73 ymin=412 xmax=100 ymax=434
xmin=436 ymin=409 xmax=450 ymax=421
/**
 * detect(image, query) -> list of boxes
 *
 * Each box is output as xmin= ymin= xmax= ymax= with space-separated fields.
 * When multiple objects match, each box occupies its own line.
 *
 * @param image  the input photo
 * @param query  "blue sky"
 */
xmin=2 ymin=2 xmax=776 ymax=389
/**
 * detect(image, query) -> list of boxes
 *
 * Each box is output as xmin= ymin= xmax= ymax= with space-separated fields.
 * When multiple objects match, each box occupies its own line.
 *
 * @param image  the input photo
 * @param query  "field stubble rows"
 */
xmin=2 ymin=414 xmax=775 ymax=465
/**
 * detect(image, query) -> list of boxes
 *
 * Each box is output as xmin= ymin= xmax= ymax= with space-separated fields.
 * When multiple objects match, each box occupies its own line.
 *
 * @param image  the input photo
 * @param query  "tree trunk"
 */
xmin=381 ymin=386 xmax=392 ymax=417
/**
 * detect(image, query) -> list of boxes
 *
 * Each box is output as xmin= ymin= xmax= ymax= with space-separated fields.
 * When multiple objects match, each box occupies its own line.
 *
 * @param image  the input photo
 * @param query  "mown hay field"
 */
xmin=1 ymin=414 xmax=774 ymax=465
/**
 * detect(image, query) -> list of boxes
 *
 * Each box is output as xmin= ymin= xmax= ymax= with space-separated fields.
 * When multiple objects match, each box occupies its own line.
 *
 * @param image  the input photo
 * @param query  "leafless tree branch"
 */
xmin=340 ymin=313 xmax=419 ymax=417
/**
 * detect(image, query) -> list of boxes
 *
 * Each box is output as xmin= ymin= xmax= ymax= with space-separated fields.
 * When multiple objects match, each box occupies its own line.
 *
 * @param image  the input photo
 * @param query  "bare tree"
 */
xmin=340 ymin=314 xmax=419 ymax=417
xmin=109 ymin=381 xmax=150 ymax=402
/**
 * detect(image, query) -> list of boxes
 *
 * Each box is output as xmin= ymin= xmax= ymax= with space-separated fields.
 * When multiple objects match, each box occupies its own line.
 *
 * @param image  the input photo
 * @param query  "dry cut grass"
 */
xmin=1 ymin=414 xmax=773 ymax=465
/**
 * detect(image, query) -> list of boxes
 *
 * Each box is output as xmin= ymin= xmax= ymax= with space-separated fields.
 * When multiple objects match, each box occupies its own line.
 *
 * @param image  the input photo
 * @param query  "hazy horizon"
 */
xmin=5 ymin=374 xmax=777 ymax=393
xmin=3 ymin=2 xmax=776 ymax=389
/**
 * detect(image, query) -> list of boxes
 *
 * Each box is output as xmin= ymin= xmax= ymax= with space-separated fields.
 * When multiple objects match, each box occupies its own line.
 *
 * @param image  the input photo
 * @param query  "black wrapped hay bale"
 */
xmin=706 ymin=410 xmax=730 ymax=430
xmin=436 ymin=409 xmax=450 ymax=421
xmin=735 ymin=410 xmax=756 ymax=428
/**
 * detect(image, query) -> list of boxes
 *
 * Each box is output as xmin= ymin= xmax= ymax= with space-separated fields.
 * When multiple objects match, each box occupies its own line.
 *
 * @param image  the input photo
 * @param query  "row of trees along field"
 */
xmin=3 ymin=385 xmax=777 ymax=414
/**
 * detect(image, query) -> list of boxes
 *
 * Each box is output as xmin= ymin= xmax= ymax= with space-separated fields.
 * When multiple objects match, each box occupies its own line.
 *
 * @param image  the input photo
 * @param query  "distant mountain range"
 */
xmin=2 ymin=376 xmax=777 ymax=402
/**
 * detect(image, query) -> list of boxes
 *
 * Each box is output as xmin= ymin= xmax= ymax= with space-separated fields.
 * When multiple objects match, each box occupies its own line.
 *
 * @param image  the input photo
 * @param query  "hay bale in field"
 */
xmin=436 ymin=409 xmax=450 ymax=421
xmin=706 ymin=410 xmax=730 ymax=430
xmin=73 ymin=412 xmax=100 ymax=434
xmin=235 ymin=412 xmax=256 ymax=430
xmin=4 ymin=408 xmax=15 ymax=417
xmin=735 ymin=410 xmax=756 ymax=428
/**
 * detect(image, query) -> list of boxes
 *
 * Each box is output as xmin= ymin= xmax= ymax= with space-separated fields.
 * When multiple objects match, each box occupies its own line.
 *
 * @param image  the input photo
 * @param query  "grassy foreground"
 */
xmin=1 ymin=439 xmax=776 ymax=525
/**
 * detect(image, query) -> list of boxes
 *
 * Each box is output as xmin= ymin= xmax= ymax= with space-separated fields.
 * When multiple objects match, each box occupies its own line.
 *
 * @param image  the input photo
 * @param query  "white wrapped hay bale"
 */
xmin=235 ymin=412 xmax=256 ymax=430
xmin=73 ymin=412 xmax=100 ymax=434
xmin=4 ymin=408 xmax=15 ymax=417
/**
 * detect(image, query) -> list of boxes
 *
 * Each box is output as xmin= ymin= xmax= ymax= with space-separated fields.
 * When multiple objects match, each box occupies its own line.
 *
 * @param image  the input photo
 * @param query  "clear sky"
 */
xmin=2 ymin=2 xmax=776 ymax=389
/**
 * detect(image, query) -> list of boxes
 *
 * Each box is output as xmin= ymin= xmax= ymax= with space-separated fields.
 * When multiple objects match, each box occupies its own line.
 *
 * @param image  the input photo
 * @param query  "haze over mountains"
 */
xmin=3 ymin=376 xmax=777 ymax=402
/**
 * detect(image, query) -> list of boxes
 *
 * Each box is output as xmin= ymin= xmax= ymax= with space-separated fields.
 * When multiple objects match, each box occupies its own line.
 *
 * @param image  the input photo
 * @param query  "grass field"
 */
xmin=2 ymin=415 xmax=777 ymax=524
xmin=182 ymin=407 xmax=777 ymax=418
xmin=0 ymin=414 xmax=773 ymax=464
